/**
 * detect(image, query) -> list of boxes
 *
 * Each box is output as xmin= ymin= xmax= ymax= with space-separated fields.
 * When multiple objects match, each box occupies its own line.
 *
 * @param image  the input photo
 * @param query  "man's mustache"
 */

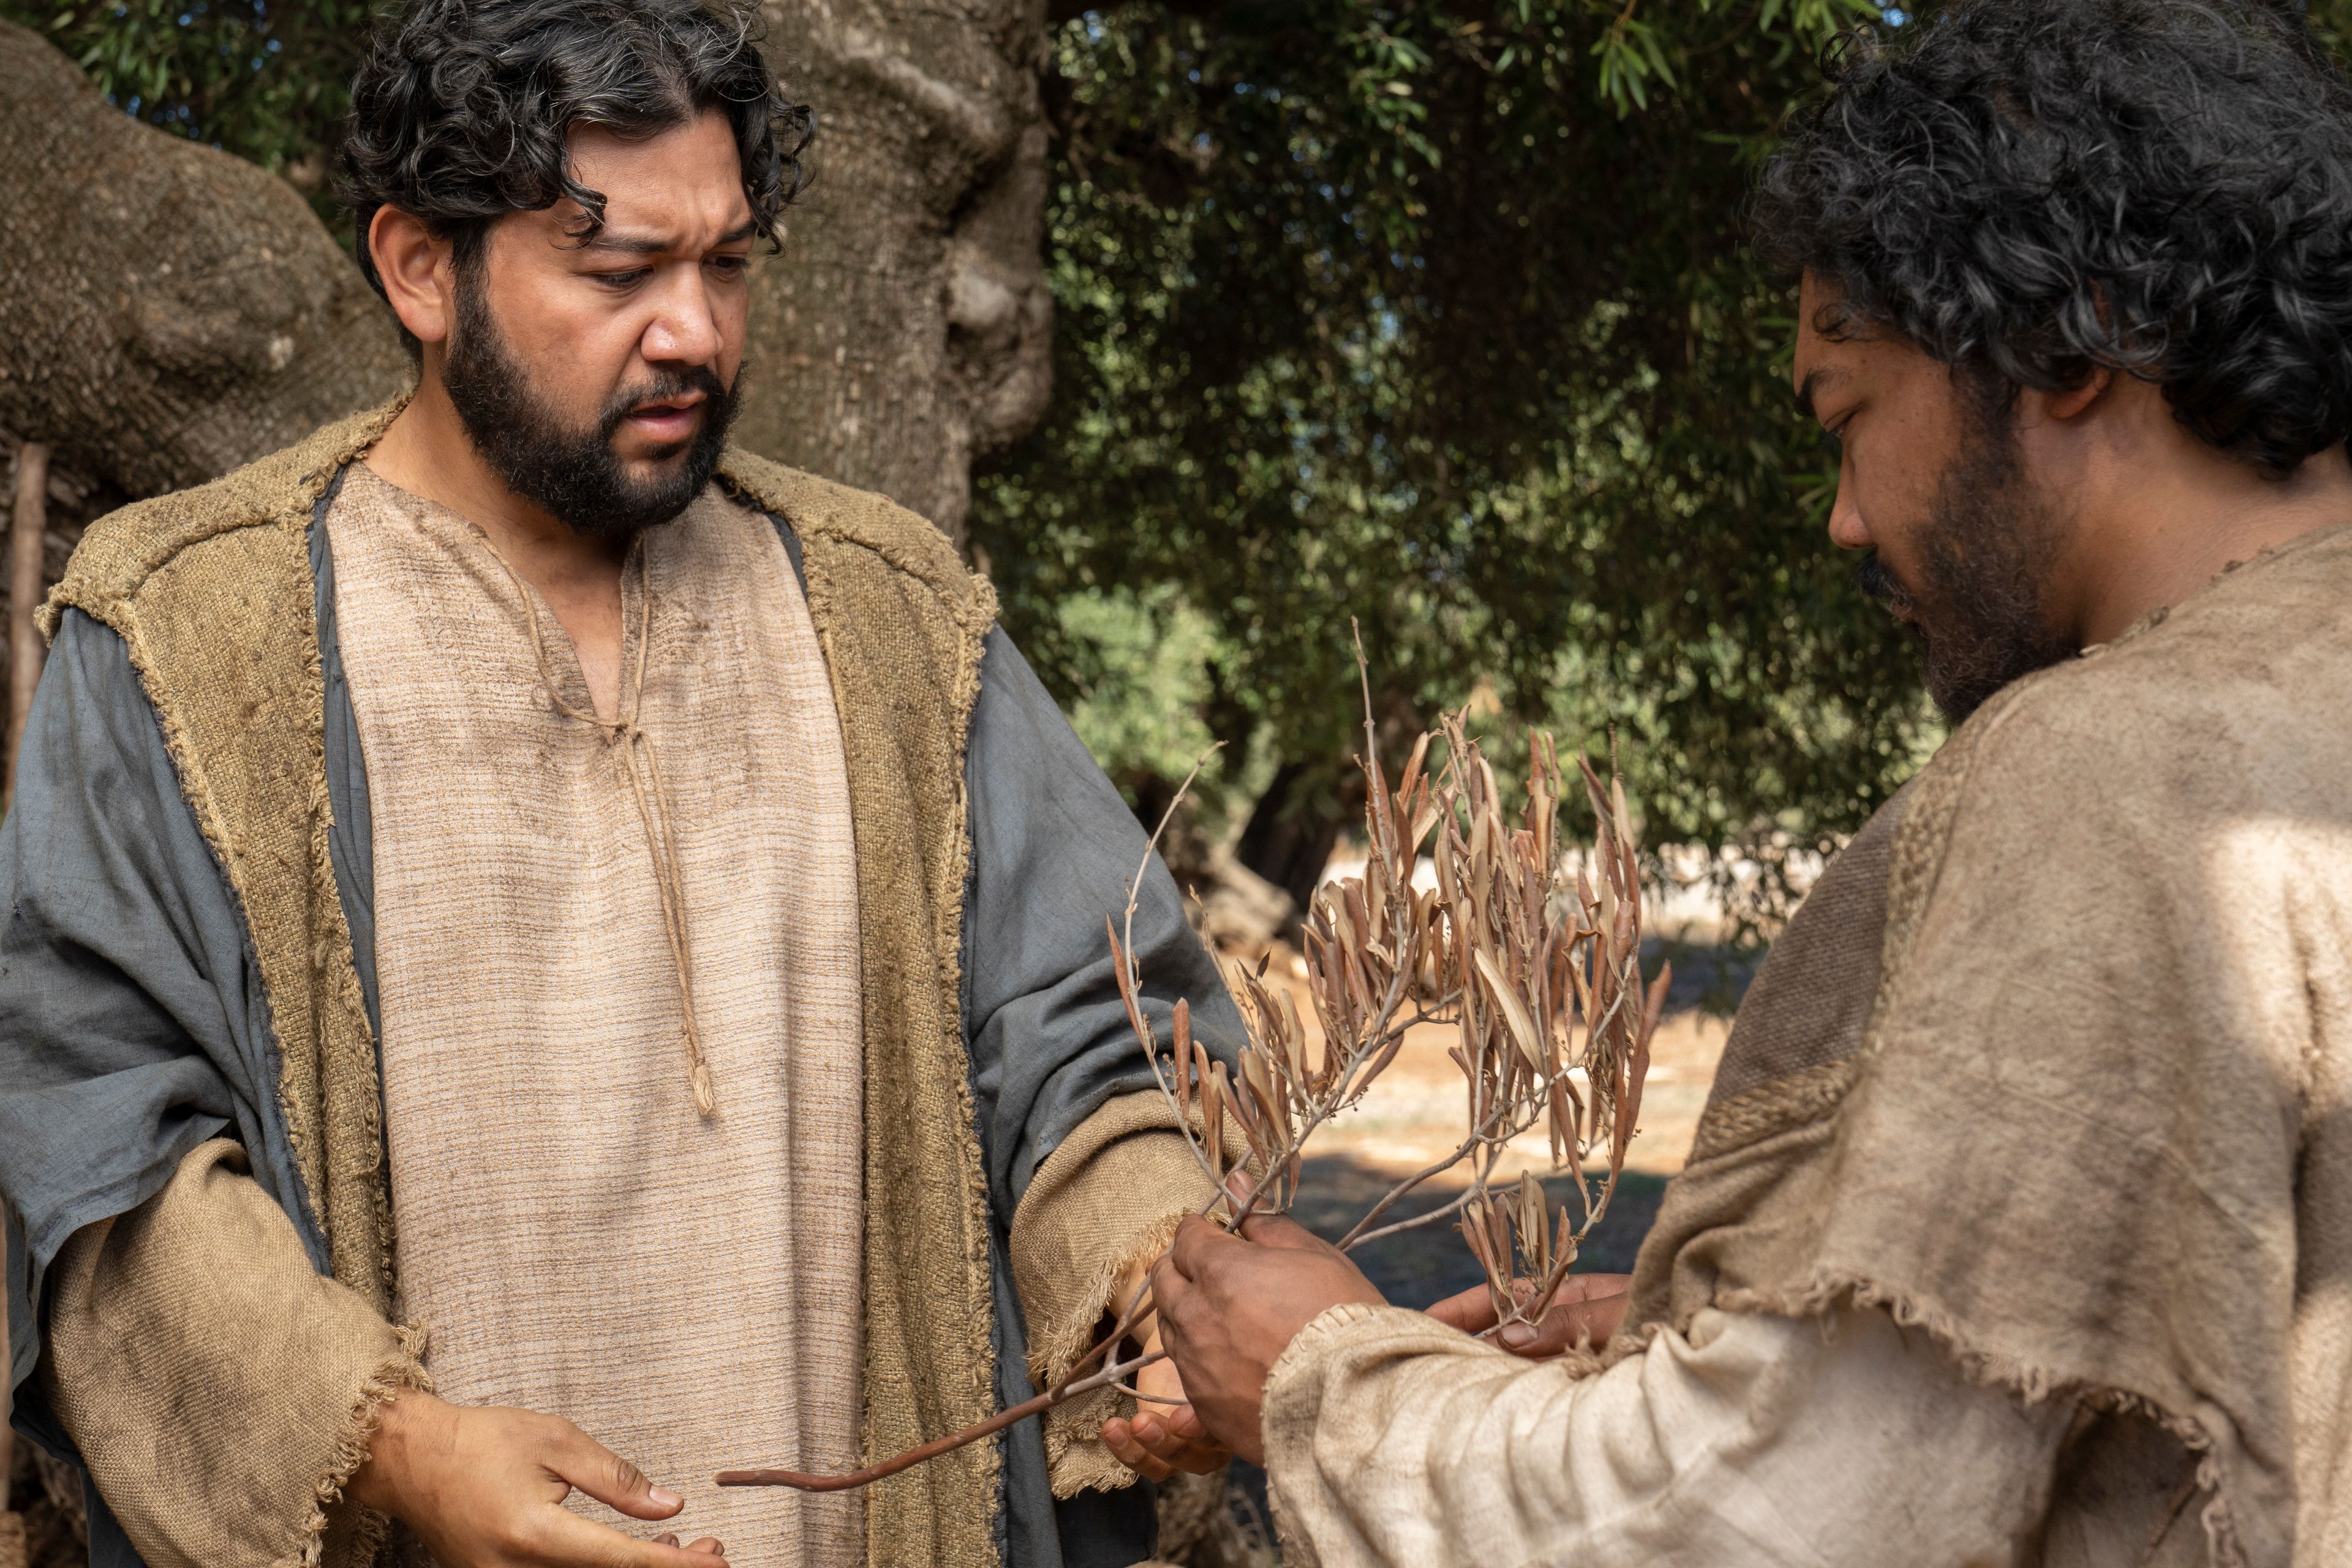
xmin=597 ymin=365 xmax=733 ymax=440
xmin=1855 ymin=550 xmax=1919 ymax=622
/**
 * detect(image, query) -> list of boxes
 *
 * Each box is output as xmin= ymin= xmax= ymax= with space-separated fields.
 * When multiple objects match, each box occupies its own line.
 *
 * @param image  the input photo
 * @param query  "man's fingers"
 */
xmin=1231 ymin=1210 xmax=1331 ymax=1252
xmin=1131 ymin=1407 xmax=1227 ymax=1474
xmin=685 ymin=1539 xmax=724 ymax=1556
xmin=534 ymin=1506 xmax=725 ymax=1568
xmin=1550 ymin=1272 xmax=1633 ymax=1306
xmin=545 ymin=1420 xmax=684 ymax=1521
xmin=1104 ymin=1405 xmax=1226 ymax=1482
xmin=1166 ymin=1214 xmax=1240 ymax=1280
xmin=1428 ymin=1274 xmax=1633 ymax=1338
xmin=1424 ymin=1281 xmax=1500 ymax=1333
xmin=1495 ymin=1288 xmax=1632 ymax=1358
xmin=1100 ymin=1417 xmax=1173 ymax=1482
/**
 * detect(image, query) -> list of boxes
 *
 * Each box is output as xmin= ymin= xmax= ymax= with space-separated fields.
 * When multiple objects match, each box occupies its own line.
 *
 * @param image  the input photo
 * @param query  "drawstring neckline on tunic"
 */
xmin=491 ymin=545 xmax=717 ymax=1118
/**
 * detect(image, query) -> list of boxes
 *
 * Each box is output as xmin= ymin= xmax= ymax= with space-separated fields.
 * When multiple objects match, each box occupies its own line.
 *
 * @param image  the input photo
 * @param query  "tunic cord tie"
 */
xmin=492 ymin=545 xmax=717 ymax=1118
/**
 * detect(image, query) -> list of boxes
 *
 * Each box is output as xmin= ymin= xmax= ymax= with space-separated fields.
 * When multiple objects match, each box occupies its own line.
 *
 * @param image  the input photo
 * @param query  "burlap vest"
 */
xmin=44 ymin=399 xmax=1006 ymax=1568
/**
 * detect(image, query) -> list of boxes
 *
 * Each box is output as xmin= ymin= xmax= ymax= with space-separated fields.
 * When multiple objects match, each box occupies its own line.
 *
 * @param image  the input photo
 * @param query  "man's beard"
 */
xmin=440 ymin=271 xmax=737 ymax=541
xmin=1856 ymin=404 xmax=2075 ymax=723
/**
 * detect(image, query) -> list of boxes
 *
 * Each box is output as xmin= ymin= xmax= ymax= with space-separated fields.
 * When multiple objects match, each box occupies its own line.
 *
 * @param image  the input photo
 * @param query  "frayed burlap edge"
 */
xmin=1708 ymin=1274 xmax=2242 ymax=1568
xmin=718 ymin=448 xmax=1004 ymax=1568
xmin=1008 ymin=1091 xmax=1234 ymax=1497
xmin=1037 ymin=1206 xmax=1191 ymax=1498
xmin=300 ymin=1325 xmax=432 ymax=1568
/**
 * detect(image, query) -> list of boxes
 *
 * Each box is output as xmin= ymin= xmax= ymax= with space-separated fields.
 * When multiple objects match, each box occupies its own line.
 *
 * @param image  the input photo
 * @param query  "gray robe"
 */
xmin=0 ymin=483 xmax=1244 ymax=1568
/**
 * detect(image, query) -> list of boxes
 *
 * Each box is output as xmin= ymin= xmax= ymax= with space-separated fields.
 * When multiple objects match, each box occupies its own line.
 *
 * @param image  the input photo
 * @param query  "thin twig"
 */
xmin=716 ymin=1348 xmax=1167 ymax=1490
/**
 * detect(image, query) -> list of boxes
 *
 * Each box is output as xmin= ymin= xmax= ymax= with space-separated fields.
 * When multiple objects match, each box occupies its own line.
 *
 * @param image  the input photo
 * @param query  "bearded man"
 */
xmin=0 ymin=1 xmax=1240 ymax=1565
xmin=1121 ymin=3 xmax=2352 ymax=1563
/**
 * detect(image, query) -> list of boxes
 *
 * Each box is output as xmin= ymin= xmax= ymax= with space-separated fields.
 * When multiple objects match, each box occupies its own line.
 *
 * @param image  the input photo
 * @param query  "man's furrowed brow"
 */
xmin=585 ymin=221 xmax=760 ymax=255
xmin=584 ymin=229 xmax=672 ymax=255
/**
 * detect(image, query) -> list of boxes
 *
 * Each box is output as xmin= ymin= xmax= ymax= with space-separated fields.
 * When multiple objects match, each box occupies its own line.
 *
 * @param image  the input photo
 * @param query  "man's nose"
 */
xmin=642 ymin=274 xmax=723 ymax=367
xmin=1825 ymin=452 xmax=1871 ymax=551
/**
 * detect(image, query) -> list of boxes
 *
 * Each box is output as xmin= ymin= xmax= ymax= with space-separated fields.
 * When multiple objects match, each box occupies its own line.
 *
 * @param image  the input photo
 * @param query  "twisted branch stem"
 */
xmin=716 ymin=1348 xmax=1167 ymax=1491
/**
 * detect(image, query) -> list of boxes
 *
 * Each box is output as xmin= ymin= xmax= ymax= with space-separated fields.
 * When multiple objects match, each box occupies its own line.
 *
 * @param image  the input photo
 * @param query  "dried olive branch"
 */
xmin=715 ymin=1344 xmax=1167 ymax=1490
xmin=721 ymin=649 xmax=1660 ymax=1493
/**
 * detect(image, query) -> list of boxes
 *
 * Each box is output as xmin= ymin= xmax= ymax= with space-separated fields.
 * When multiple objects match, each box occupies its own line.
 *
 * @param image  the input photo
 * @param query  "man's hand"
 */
xmin=1101 ymin=1256 xmax=1231 ymax=1480
xmin=1425 ymin=1273 xmax=1632 ymax=1357
xmin=348 ymin=1392 xmax=726 ymax=1567
xmin=1147 ymin=1212 xmax=1387 ymax=1466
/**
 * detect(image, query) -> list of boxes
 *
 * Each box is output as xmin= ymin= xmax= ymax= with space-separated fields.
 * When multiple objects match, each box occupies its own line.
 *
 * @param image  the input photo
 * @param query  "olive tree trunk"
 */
xmin=745 ymin=0 xmax=1054 ymax=544
xmin=0 ymin=20 xmax=409 ymax=496
xmin=1 ymin=2 xmax=1054 ymax=543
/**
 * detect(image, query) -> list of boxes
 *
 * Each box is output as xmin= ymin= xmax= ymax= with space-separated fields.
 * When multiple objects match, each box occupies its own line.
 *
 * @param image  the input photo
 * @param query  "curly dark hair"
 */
xmin=1754 ymin=0 xmax=2352 ymax=476
xmin=338 ymin=0 xmax=812 ymax=318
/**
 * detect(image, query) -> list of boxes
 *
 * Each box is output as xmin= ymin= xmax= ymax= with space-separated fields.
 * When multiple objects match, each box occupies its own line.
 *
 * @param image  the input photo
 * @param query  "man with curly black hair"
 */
xmin=0 ymin=1 xmax=1242 ymax=1565
xmin=1138 ymin=2 xmax=2352 ymax=1563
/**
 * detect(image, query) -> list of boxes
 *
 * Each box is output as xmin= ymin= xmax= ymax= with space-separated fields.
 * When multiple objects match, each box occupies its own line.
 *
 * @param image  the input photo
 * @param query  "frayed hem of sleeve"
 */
xmin=285 ymin=1329 xmax=432 ymax=1568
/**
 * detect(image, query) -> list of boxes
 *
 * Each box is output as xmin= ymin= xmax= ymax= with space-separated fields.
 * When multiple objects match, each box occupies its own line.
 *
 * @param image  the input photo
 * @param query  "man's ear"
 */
xmin=2046 ymin=364 xmax=2113 ymax=421
xmin=369 ymin=206 xmax=456 ymax=347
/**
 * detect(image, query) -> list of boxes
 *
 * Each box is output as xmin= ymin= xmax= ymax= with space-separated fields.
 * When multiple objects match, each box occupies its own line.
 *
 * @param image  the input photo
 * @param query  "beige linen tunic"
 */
xmin=326 ymin=464 xmax=865 ymax=1561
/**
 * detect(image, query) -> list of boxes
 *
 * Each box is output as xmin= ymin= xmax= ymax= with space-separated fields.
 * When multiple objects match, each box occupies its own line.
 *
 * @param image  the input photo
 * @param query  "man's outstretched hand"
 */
xmin=349 ymin=1392 xmax=727 ymax=1567
xmin=1146 ymin=1211 xmax=1387 ymax=1466
xmin=1425 ymin=1272 xmax=1632 ymax=1357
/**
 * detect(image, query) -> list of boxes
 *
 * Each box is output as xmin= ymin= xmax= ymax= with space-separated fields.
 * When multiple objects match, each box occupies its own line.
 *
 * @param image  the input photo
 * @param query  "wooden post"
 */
xmin=6 ymin=442 xmax=49 ymax=815
xmin=0 ymin=439 xmax=34 ymax=1525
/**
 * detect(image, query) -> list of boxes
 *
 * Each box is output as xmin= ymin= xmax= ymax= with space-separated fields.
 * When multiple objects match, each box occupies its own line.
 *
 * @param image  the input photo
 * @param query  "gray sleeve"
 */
xmin=0 ymin=610 xmax=317 ymax=1414
xmin=960 ymin=626 xmax=1248 ymax=1219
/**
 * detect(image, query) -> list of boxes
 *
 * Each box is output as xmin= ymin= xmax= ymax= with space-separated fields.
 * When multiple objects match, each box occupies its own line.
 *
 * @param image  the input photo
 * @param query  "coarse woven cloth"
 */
xmin=1011 ymin=1089 xmax=1220 ymax=1494
xmin=30 ymin=401 xmax=1011 ymax=1568
xmin=38 ymin=1139 xmax=422 ymax=1568
xmin=326 ymin=464 xmax=866 ymax=1561
xmin=1615 ymin=522 xmax=2352 ymax=1567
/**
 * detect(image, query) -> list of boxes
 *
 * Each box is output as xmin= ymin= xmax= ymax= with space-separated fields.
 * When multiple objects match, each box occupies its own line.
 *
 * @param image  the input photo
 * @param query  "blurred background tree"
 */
xmin=977 ymin=0 xmax=1937 ymax=914
xmin=28 ymin=0 xmax=2237 ymax=922
xmin=2 ymin=0 xmax=368 ymax=211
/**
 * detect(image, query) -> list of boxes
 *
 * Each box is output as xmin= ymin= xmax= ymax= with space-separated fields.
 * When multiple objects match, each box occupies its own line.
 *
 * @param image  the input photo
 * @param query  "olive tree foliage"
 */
xmin=970 ymin=0 xmax=1955 ymax=913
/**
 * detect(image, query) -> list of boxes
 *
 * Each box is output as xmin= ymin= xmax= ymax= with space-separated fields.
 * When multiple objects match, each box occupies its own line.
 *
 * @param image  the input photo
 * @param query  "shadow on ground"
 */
xmin=1291 ymin=1153 xmax=1670 ymax=1305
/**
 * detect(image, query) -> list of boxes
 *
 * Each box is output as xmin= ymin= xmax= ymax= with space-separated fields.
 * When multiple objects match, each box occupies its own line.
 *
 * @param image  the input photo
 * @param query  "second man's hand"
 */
xmin=348 ymin=1391 xmax=726 ymax=1568
xmin=1425 ymin=1272 xmax=1633 ymax=1357
xmin=1147 ymin=1212 xmax=1387 ymax=1466
xmin=1100 ymin=1255 xmax=1232 ymax=1480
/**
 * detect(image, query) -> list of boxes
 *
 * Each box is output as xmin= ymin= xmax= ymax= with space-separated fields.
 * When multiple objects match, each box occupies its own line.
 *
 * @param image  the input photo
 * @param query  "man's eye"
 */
xmin=595 ymin=270 xmax=650 ymax=289
xmin=709 ymin=255 xmax=750 ymax=277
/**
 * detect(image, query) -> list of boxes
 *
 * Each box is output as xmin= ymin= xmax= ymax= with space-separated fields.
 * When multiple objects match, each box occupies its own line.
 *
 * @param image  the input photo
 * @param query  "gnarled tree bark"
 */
xmin=0 ymin=10 xmax=1054 ymax=547
xmin=747 ymin=0 xmax=1054 ymax=543
xmin=0 ymin=20 xmax=409 ymax=497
